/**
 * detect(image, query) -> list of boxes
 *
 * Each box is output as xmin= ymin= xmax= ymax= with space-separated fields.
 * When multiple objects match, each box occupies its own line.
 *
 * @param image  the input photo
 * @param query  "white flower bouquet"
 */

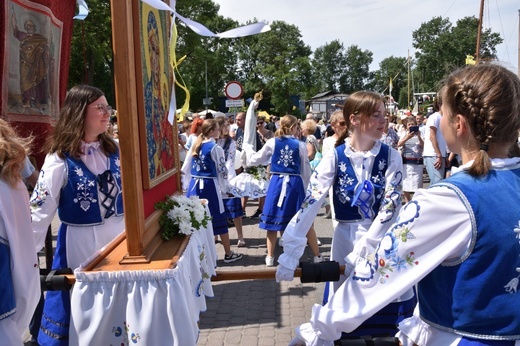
xmin=155 ymin=195 xmax=211 ymax=240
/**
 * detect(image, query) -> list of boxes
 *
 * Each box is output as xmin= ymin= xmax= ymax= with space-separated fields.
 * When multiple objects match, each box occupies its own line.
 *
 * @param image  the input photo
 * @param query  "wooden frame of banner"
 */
xmin=79 ymin=0 xmax=185 ymax=269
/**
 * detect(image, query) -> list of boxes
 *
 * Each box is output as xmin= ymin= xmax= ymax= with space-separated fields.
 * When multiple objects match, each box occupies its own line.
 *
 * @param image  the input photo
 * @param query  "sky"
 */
xmin=213 ymin=0 xmax=519 ymax=75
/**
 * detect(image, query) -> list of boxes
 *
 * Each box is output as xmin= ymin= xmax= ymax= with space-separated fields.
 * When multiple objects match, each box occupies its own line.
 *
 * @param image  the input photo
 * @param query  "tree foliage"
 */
xmin=312 ymin=40 xmax=347 ymax=94
xmin=372 ymin=56 xmax=409 ymax=107
xmin=340 ymin=45 xmax=373 ymax=94
xmin=65 ymin=1 xmax=504 ymax=115
xmin=412 ymin=16 xmax=503 ymax=92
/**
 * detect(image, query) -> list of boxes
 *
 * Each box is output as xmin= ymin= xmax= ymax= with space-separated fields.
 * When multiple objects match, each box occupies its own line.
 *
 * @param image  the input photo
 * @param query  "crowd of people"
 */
xmin=2 ymin=63 xmax=519 ymax=346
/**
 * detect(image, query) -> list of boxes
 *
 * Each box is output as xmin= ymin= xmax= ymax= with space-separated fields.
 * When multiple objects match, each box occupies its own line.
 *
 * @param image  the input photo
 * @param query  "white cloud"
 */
xmin=213 ymin=0 xmax=519 ymax=74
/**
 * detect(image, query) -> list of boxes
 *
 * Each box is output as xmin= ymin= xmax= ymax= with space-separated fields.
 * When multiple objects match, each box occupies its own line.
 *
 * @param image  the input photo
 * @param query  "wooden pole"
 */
xmin=476 ymin=0 xmax=484 ymax=63
xmin=110 ymin=0 xmax=147 ymax=259
xmin=46 ymin=265 xmax=346 ymax=286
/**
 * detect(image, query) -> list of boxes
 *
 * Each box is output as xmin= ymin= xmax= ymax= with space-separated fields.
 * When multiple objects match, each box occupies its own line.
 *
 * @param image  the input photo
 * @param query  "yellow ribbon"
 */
xmin=169 ymin=19 xmax=190 ymax=122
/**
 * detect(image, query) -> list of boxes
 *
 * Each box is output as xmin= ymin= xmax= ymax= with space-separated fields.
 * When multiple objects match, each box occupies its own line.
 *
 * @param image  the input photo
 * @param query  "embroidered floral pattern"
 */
xmin=277 ymin=144 xmax=294 ymax=167
xmin=73 ymin=171 xmax=97 ymax=211
xmin=196 ymin=244 xmax=210 ymax=297
xmin=193 ymin=154 xmax=207 ymax=172
xmin=353 ymin=201 xmax=420 ymax=283
xmin=377 ymin=170 xmax=403 ymax=224
xmin=335 ymin=162 xmax=355 ymax=204
xmin=111 ymin=321 xmax=140 ymax=345
xmin=30 ymin=170 xmax=50 ymax=208
xmin=504 ymin=220 xmax=520 ymax=293
xmin=113 ymin=157 xmax=122 ymax=180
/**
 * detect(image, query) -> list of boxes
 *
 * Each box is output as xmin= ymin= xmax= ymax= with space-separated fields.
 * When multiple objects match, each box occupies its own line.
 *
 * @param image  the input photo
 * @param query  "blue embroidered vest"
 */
xmin=270 ymin=137 xmax=301 ymax=175
xmin=58 ymin=152 xmax=124 ymax=226
xmin=191 ymin=142 xmax=218 ymax=178
xmin=419 ymin=166 xmax=520 ymax=339
xmin=0 ymin=237 xmax=15 ymax=320
xmin=332 ymin=144 xmax=389 ymax=222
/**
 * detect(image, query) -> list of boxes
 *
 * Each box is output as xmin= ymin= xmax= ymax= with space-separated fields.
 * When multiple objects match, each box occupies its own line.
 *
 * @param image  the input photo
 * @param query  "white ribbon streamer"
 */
xmin=277 ymin=175 xmax=290 ymax=207
xmin=74 ymin=0 xmax=89 ymax=20
xmin=141 ymin=0 xmax=271 ymax=38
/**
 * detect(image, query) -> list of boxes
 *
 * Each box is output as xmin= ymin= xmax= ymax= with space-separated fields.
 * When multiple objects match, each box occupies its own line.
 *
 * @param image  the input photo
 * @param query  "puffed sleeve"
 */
xmin=181 ymin=147 xmax=193 ymax=192
xmin=277 ymin=149 xmax=337 ymax=271
xmin=29 ymin=153 xmax=67 ymax=251
xmin=299 ymin=139 xmax=312 ymax=189
xmin=226 ymin=140 xmax=237 ymax=180
xmin=244 ymin=137 xmax=275 ymax=167
xmin=211 ymin=144 xmax=232 ymax=194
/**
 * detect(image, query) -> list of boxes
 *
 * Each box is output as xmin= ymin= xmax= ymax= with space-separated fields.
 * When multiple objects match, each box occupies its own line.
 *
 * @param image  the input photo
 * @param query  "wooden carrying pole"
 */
xmin=44 ymin=262 xmax=346 ymax=288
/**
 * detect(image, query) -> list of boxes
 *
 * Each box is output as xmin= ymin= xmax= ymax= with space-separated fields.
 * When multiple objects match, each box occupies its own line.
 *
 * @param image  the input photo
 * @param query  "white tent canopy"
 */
xmin=198 ymin=109 xmax=226 ymax=118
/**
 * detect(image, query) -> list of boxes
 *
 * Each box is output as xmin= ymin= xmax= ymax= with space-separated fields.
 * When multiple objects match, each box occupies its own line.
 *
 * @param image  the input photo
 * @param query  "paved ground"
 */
xmin=197 ymin=200 xmax=334 ymax=346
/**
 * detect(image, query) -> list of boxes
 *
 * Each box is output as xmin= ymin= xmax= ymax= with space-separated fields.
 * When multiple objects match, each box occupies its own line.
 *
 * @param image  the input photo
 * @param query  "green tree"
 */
xmin=312 ymin=40 xmax=347 ymax=93
xmin=372 ymin=57 xmax=408 ymax=96
xmin=412 ymin=16 xmax=502 ymax=92
xmin=339 ymin=45 xmax=373 ymax=93
xmin=235 ymin=20 xmax=312 ymax=115
xmin=175 ymin=0 xmax=240 ymax=111
xmin=68 ymin=0 xmax=114 ymax=104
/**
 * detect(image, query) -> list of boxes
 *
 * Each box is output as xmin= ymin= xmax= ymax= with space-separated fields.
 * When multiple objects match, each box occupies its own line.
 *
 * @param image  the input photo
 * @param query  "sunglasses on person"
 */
xmin=337 ymin=121 xmax=346 ymax=126
xmin=257 ymin=122 xmax=264 ymax=125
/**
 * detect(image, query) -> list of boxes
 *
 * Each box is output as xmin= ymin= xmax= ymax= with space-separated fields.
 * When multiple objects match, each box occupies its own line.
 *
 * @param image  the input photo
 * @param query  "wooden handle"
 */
xmin=47 ymin=265 xmax=345 ymax=287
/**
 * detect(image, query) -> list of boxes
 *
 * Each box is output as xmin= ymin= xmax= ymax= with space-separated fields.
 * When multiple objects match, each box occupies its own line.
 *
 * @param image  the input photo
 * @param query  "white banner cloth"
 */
xmin=69 ymin=220 xmax=217 ymax=345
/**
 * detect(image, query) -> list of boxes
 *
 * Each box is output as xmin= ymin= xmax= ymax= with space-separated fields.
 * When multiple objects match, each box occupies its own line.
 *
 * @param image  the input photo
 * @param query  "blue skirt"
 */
xmin=224 ymin=197 xmax=244 ymax=219
xmin=259 ymin=174 xmax=304 ymax=231
xmin=38 ymin=224 xmax=70 ymax=346
xmin=187 ymin=178 xmax=228 ymax=235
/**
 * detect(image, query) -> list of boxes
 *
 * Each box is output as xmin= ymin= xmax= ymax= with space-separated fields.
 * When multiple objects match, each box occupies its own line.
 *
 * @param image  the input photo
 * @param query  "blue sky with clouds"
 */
xmin=214 ymin=0 xmax=519 ymax=74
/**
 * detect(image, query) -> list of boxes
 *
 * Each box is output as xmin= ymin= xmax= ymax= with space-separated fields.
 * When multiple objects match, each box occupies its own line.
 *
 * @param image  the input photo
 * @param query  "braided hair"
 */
xmin=439 ymin=64 xmax=520 ymax=176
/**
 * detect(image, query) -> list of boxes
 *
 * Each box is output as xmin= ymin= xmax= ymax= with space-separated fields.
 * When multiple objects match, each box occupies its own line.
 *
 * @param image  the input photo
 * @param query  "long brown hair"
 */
xmin=0 ymin=119 xmax=32 ymax=187
xmin=191 ymin=119 xmax=219 ymax=157
xmin=46 ymin=85 xmax=117 ymax=159
xmin=335 ymin=91 xmax=385 ymax=147
xmin=439 ymin=64 xmax=520 ymax=176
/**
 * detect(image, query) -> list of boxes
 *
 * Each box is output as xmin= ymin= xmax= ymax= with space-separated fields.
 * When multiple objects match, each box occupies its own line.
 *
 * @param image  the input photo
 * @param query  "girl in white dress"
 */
xmin=288 ymin=64 xmax=520 ymax=346
xmin=0 ymin=119 xmax=40 ymax=345
xmin=30 ymin=85 xmax=125 ymax=345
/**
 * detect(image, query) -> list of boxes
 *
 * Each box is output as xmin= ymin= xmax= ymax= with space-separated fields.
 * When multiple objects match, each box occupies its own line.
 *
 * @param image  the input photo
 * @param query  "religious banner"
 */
xmin=137 ymin=2 xmax=177 ymax=189
xmin=2 ymin=0 xmax=62 ymax=124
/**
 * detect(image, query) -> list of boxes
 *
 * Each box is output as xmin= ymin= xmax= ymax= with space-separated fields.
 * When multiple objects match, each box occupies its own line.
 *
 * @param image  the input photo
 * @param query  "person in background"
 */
xmin=415 ymin=111 xmax=426 ymax=138
xmin=215 ymin=116 xmax=246 ymax=247
xmin=397 ymin=116 xmax=424 ymax=203
xmin=300 ymin=121 xmax=324 ymax=263
xmin=380 ymin=111 xmax=400 ymax=150
xmin=0 ymin=119 xmax=40 ymax=345
xmin=423 ymin=100 xmax=447 ymax=184
xmin=242 ymin=115 xmax=311 ymax=267
xmin=185 ymin=117 xmax=203 ymax=151
xmin=277 ymin=91 xmax=412 ymax=341
xmin=266 ymin=116 xmax=277 ymax=133
xmin=305 ymin=113 xmax=323 ymax=148
xmin=321 ymin=110 xmax=347 ymax=221
xmin=182 ymin=119 xmax=243 ymax=263
xmin=30 ymin=85 xmax=125 ymax=345
xmin=286 ymin=62 xmax=520 ymax=346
